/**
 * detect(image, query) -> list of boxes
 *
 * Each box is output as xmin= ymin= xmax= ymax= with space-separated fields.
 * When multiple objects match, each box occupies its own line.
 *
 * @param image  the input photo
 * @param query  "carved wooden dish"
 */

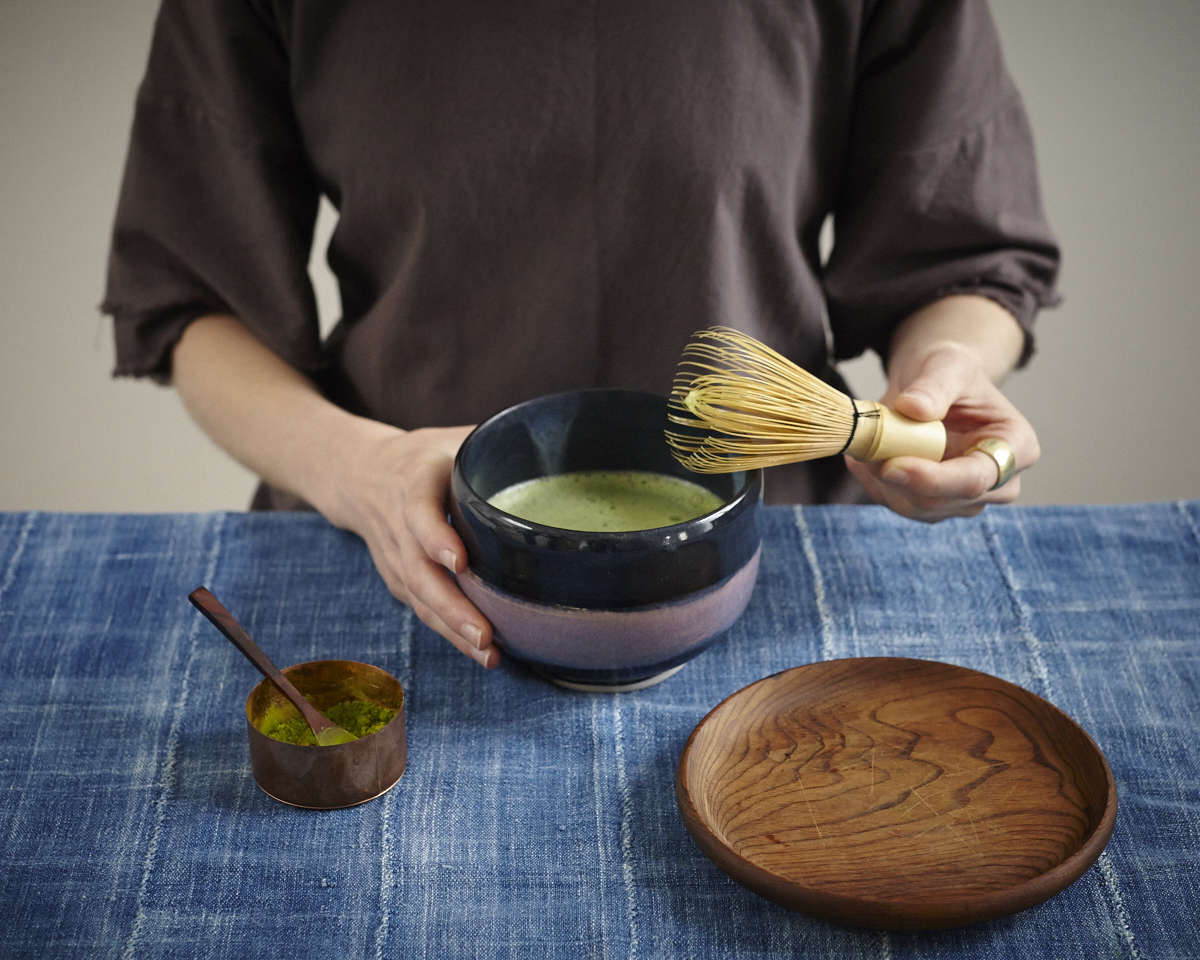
xmin=676 ymin=658 xmax=1117 ymax=930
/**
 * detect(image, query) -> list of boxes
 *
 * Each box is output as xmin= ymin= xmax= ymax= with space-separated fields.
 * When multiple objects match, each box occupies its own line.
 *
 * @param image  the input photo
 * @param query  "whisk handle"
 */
xmin=845 ymin=402 xmax=946 ymax=462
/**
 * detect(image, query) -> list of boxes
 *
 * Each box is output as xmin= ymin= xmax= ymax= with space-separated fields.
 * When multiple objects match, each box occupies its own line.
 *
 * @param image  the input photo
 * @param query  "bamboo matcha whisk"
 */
xmin=666 ymin=326 xmax=946 ymax=473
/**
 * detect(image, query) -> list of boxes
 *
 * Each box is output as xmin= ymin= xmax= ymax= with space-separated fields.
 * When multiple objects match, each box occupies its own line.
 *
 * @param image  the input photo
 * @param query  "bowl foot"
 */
xmin=544 ymin=662 xmax=688 ymax=693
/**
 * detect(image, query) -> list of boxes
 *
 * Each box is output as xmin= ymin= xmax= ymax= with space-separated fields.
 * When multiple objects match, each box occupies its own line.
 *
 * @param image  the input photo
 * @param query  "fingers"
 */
xmin=846 ymin=457 xmax=979 ymax=523
xmin=367 ymin=532 xmax=500 ymax=669
xmin=399 ymin=536 xmax=497 ymax=665
xmin=404 ymin=466 xmax=466 ymax=573
xmin=891 ymin=345 xmax=977 ymax=422
xmin=353 ymin=425 xmax=499 ymax=669
xmin=846 ymin=457 xmax=997 ymax=523
xmin=403 ymin=459 xmax=497 ymax=650
xmin=881 ymin=454 xmax=1013 ymax=503
xmin=846 ymin=425 xmax=1030 ymax=523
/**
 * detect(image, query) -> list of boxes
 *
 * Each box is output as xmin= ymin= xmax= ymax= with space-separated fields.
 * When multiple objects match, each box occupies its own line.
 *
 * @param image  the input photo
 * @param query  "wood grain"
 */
xmin=676 ymin=658 xmax=1116 ymax=930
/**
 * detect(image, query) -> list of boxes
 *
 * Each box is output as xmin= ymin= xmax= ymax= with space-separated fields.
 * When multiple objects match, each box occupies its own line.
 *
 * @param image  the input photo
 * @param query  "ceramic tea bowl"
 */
xmin=450 ymin=389 xmax=762 ymax=691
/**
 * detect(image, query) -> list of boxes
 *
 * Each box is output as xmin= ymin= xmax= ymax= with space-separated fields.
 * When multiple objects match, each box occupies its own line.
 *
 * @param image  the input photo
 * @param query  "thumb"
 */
xmin=891 ymin=348 xmax=974 ymax=422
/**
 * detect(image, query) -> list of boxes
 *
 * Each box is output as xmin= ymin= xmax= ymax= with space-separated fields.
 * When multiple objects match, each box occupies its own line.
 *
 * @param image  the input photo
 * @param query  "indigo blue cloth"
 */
xmin=1 ymin=504 xmax=1197 ymax=959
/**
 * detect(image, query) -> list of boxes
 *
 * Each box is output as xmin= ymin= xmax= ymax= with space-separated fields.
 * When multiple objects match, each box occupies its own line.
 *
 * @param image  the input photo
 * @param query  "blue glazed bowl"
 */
xmin=450 ymin=389 xmax=762 ymax=690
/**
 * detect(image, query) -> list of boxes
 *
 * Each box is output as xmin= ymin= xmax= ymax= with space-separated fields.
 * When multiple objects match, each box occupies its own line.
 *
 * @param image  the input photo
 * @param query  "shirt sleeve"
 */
xmin=823 ymin=0 xmax=1061 ymax=368
xmin=101 ymin=0 xmax=321 ymax=382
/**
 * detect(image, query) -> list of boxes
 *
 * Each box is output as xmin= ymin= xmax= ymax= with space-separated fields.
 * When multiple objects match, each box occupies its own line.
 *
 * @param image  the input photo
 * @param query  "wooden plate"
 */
xmin=676 ymin=658 xmax=1117 ymax=930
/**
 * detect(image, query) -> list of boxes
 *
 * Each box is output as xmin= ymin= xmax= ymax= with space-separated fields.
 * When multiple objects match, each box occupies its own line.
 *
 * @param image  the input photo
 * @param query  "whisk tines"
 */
xmin=666 ymin=326 xmax=947 ymax=472
xmin=666 ymin=326 xmax=859 ymax=473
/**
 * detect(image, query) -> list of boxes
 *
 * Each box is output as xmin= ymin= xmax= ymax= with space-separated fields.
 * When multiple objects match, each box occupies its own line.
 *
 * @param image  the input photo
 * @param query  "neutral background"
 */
xmin=2 ymin=1 xmax=1196 ymax=512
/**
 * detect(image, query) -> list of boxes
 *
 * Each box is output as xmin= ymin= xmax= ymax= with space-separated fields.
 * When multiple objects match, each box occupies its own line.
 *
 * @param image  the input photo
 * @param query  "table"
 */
xmin=2 ymin=504 xmax=1197 ymax=959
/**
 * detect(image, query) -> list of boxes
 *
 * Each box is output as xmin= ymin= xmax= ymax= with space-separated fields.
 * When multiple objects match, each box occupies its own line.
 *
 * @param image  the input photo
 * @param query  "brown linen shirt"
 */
xmin=103 ymin=0 xmax=1060 ymax=507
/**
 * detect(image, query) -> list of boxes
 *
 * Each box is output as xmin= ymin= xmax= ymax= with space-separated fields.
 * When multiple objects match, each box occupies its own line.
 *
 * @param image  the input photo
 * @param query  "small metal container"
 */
xmin=244 ymin=659 xmax=407 ymax=809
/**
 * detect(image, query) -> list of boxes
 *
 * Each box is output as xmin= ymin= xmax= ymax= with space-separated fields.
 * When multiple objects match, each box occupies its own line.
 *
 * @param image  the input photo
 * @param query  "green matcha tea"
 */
xmin=262 ymin=699 xmax=396 ymax=746
xmin=487 ymin=470 xmax=725 ymax=532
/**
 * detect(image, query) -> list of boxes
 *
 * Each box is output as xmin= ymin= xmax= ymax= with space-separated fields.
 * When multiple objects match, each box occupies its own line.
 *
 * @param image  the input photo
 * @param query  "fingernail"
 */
xmin=901 ymin=389 xmax=932 ymax=408
xmin=440 ymin=549 xmax=459 ymax=574
xmin=479 ymin=647 xmax=501 ymax=670
xmin=881 ymin=465 xmax=908 ymax=486
xmin=461 ymin=623 xmax=484 ymax=649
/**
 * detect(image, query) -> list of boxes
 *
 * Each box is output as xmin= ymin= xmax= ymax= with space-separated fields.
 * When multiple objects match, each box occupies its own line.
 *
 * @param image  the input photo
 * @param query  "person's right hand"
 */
xmin=329 ymin=424 xmax=500 ymax=668
xmin=170 ymin=315 xmax=498 ymax=668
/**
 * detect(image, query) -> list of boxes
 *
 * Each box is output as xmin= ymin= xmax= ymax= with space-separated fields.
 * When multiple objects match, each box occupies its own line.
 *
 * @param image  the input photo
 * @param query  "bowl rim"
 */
xmin=453 ymin=388 xmax=762 ymax=543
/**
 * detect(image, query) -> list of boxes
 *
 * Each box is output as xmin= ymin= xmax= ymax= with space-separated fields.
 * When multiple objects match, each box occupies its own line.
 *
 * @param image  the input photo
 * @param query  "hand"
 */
xmin=844 ymin=342 xmax=1040 ymax=522
xmin=171 ymin=315 xmax=499 ymax=667
xmin=332 ymin=424 xmax=500 ymax=668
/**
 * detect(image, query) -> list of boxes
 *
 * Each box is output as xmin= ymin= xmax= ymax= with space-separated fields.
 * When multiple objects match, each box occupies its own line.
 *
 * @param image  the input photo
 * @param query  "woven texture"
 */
xmin=1 ymin=504 xmax=1197 ymax=959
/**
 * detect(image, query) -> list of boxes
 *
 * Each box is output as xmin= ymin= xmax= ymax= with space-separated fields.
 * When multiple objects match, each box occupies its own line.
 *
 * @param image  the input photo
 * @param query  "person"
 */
xmin=103 ymin=1 xmax=1060 ymax=670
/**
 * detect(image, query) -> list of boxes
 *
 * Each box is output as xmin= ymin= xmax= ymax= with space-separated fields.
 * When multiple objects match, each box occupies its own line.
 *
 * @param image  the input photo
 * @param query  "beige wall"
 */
xmin=2 ymin=1 xmax=1197 ymax=512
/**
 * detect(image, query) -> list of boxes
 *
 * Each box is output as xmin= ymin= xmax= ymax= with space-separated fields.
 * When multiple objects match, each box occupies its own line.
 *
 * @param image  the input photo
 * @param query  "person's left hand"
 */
xmin=844 ymin=343 xmax=1040 ymax=522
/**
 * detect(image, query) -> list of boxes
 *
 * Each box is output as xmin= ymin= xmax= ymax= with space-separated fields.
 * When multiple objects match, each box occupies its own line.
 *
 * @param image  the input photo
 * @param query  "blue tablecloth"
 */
xmin=1 ymin=504 xmax=1198 ymax=959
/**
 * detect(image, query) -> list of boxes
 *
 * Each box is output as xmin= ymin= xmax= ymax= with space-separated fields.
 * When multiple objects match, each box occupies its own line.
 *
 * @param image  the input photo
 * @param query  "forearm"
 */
xmin=886 ymin=294 xmax=1025 ymax=393
xmin=171 ymin=314 xmax=394 ymax=525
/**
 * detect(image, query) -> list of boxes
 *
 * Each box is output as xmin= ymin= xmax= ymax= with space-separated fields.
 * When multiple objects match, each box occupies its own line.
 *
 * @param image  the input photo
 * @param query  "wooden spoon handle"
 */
xmin=188 ymin=587 xmax=335 ymax=736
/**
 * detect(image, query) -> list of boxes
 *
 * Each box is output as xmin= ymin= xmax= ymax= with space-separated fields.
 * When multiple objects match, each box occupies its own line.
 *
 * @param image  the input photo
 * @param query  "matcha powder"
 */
xmin=263 ymin=699 xmax=396 ymax=745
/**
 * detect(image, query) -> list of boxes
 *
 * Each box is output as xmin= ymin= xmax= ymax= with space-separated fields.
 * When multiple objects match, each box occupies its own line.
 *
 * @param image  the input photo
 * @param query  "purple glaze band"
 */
xmin=457 ymin=545 xmax=762 ymax=673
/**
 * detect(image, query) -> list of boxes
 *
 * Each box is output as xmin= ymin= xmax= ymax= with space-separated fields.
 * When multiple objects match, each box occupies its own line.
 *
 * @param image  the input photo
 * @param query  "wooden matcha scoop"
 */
xmin=188 ymin=586 xmax=357 ymax=746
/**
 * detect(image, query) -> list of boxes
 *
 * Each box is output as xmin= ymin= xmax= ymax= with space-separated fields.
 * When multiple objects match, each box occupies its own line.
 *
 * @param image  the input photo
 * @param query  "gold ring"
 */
xmin=967 ymin=438 xmax=1017 ymax=491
